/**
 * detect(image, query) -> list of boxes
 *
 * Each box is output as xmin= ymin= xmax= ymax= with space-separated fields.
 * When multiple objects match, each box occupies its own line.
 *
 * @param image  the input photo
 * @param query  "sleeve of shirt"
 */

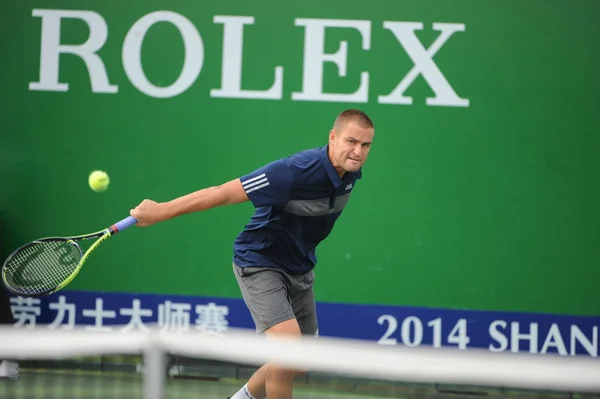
xmin=239 ymin=158 xmax=295 ymax=208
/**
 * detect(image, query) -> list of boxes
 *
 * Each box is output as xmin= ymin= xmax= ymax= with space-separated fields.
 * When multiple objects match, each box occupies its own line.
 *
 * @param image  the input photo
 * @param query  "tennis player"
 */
xmin=130 ymin=109 xmax=375 ymax=399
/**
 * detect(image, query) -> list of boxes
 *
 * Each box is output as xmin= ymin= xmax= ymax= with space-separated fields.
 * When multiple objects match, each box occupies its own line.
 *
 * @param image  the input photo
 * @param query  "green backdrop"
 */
xmin=1 ymin=1 xmax=598 ymax=316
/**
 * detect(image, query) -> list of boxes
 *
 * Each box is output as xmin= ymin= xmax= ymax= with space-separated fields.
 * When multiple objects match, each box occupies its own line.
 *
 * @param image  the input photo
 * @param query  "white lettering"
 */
xmin=122 ymin=11 xmax=203 ymax=98
xmin=82 ymin=298 xmax=116 ymax=332
xmin=488 ymin=320 xmax=509 ymax=352
xmin=292 ymin=19 xmax=370 ymax=103
xmin=377 ymin=314 xmax=398 ymax=345
xmin=194 ymin=302 xmax=229 ymax=335
xmin=427 ymin=318 xmax=470 ymax=349
xmin=158 ymin=300 xmax=191 ymax=332
xmin=29 ymin=10 xmax=469 ymax=108
xmin=447 ymin=318 xmax=471 ymax=349
xmin=378 ymin=22 xmax=468 ymax=107
xmin=571 ymin=325 xmax=598 ymax=357
xmin=29 ymin=9 xmax=117 ymax=93
xmin=511 ymin=322 xmax=538 ymax=354
xmin=401 ymin=316 xmax=423 ymax=347
xmin=120 ymin=299 xmax=153 ymax=333
xmin=428 ymin=317 xmax=443 ymax=348
xmin=10 ymin=297 xmax=41 ymax=328
xmin=540 ymin=324 xmax=567 ymax=355
xmin=211 ymin=16 xmax=283 ymax=100
xmin=48 ymin=295 xmax=76 ymax=329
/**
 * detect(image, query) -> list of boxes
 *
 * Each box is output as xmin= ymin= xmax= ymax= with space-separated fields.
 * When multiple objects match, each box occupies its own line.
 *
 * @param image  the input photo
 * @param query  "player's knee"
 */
xmin=264 ymin=319 xmax=308 ymax=380
xmin=266 ymin=363 xmax=297 ymax=382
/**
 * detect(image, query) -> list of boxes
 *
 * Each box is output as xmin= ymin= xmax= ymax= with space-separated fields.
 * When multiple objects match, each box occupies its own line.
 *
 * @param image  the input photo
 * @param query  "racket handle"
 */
xmin=112 ymin=216 xmax=138 ymax=233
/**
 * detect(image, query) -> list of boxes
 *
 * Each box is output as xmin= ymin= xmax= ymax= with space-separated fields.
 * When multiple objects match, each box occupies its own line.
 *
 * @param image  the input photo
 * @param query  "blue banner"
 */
xmin=9 ymin=290 xmax=599 ymax=357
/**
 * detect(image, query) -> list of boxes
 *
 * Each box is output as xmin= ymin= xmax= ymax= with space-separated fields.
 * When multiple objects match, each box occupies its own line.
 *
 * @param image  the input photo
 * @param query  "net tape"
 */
xmin=2 ymin=325 xmax=599 ymax=393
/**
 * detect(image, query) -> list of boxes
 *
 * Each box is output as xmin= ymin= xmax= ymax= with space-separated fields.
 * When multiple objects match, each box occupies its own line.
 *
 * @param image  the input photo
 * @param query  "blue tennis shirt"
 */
xmin=233 ymin=145 xmax=362 ymax=274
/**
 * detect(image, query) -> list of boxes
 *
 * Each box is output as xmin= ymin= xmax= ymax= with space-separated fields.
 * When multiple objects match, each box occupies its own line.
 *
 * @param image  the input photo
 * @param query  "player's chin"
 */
xmin=344 ymin=159 xmax=362 ymax=172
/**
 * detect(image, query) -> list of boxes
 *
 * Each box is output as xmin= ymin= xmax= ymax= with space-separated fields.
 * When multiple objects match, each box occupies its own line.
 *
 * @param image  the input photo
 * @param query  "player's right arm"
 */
xmin=130 ymin=179 xmax=248 ymax=227
xmin=130 ymin=159 xmax=295 ymax=227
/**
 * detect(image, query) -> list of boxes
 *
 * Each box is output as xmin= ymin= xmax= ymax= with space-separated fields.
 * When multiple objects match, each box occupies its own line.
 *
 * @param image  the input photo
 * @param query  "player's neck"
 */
xmin=327 ymin=147 xmax=346 ymax=177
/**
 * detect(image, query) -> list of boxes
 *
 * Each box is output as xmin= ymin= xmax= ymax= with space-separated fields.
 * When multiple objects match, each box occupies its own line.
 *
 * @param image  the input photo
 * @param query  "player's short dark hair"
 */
xmin=333 ymin=109 xmax=374 ymax=131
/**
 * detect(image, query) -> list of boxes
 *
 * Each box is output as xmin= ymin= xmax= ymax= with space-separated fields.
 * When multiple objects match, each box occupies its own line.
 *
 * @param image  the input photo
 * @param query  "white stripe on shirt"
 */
xmin=242 ymin=177 xmax=268 ymax=189
xmin=245 ymin=182 xmax=270 ymax=194
xmin=241 ymin=173 xmax=266 ymax=185
xmin=241 ymin=173 xmax=270 ymax=194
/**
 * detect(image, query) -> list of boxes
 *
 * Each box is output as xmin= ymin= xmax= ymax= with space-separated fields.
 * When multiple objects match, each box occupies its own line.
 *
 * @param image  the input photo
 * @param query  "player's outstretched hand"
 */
xmin=130 ymin=199 xmax=168 ymax=227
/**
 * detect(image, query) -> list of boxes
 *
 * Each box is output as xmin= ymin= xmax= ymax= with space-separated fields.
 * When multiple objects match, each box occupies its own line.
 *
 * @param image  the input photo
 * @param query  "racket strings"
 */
xmin=4 ymin=241 xmax=82 ymax=295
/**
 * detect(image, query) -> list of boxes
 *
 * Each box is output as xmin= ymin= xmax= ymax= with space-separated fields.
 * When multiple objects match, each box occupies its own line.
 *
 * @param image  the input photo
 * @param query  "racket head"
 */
xmin=2 ymin=238 xmax=84 ymax=297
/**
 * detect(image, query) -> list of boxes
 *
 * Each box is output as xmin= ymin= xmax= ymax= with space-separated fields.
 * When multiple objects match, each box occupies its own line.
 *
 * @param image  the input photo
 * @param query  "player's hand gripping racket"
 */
xmin=1 ymin=216 xmax=138 ymax=298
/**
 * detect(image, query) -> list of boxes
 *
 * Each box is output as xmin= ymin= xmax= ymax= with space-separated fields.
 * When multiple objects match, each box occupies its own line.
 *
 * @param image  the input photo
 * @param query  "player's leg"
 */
xmin=230 ymin=264 xmax=301 ymax=399
xmin=286 ymin=269 xmax=317 ymax=383
xmin=290 ymin=270 xmax=318 ymax=338
xmin=242 ymin=269 xmax=317 ymax=398
xmin=260 ymin=318 xmax=302 ymax=398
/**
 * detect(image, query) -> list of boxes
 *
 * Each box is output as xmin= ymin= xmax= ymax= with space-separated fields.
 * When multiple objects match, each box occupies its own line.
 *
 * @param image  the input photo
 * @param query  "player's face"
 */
xmin=329 ymin=122 xmax=374 ymax=176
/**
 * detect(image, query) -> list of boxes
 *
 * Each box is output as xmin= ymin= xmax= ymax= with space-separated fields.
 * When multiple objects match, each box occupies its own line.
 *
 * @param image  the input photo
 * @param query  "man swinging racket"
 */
xmin=131 ymin=109 xmax=375 ymax=399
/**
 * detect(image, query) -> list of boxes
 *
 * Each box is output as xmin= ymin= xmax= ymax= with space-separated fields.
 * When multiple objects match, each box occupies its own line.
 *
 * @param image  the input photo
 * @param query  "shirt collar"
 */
xmin=319 ymin=145 xmax=343 ymax=188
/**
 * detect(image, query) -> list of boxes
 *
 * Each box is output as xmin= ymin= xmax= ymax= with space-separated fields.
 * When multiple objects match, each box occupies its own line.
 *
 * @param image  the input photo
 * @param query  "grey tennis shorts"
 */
xmin=233 ymin=263 xmax=318 ymax=336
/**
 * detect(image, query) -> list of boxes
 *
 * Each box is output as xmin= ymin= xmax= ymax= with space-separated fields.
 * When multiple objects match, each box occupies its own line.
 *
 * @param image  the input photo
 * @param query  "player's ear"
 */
xmin=329 ymin=129 xmax=336 ymax=144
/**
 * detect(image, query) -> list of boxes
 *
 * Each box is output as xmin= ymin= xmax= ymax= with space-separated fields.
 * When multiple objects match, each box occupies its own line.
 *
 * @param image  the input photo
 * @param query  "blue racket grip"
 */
xmin=112 ymin=216 xmax=138 ymax=233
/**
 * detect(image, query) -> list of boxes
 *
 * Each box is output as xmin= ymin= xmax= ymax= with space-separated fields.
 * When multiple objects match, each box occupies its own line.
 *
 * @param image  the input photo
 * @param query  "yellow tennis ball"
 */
xmin=88 ymin=170 xmax=110 ymax=192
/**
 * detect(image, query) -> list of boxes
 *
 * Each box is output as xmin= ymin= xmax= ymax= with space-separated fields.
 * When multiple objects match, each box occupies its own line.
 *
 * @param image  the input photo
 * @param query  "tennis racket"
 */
xmin=1 ymin=215 xmax=138 ymax=298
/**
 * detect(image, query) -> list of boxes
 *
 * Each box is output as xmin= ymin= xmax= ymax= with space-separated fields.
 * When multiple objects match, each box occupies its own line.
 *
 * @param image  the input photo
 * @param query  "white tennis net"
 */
xmin=0 ymin=325 xmax=599 ymax=399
